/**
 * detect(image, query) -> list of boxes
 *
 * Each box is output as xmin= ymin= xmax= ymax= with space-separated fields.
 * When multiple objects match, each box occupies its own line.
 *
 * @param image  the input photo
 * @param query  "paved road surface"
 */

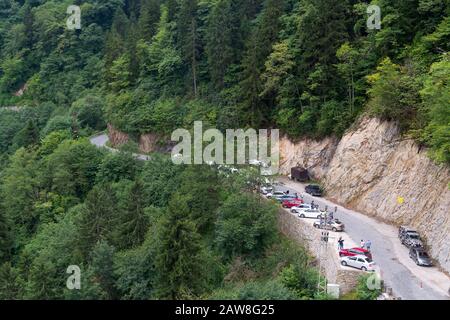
xmin=277 ymin=177 xmax=450 ymax=300
xmin=90 ymin=133 xmax=449 ymax=300
xmin=90 ymin=133 xmax=151 ymax=161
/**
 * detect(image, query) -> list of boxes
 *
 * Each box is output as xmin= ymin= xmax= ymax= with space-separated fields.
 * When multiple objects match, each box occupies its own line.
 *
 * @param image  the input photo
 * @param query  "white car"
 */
xmin=266 ymin=190 xmax=286 ymax=199
xmin=260 ymin=186 xmax=273 ymax=195
xmin=290 ymin=204 xmax=312 ymax=213
xmin=297 ymin=208 xmax=324 ymax=219
xmin=340 ymin=255 xmax=376 ymax=272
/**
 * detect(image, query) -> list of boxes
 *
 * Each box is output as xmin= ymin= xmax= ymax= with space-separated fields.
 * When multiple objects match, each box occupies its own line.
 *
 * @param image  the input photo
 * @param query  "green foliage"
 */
xmin=418 ymin=55 xmax=450 ymax=164
xmin=215 ymin=193 xmax=277 ymax=258
xmin=366 ymin=57 xmax=421 ymax=130
xmin=44 ymin=139 xmax=103 ymax=199
xmin=0 ymin=0 xmax=448 ymax=301
xmin=0 ymin=208 xmax=12 ymax=263
xmin=114 ymin=230 xmax=157 ymax=299
xmin=12 ymin=119 xmax=40 ymax=149
xmin=69 ymin=94 xmax=106 ymax=131
xmin=111 ymin=180 xmax=150 ymax=250
xmin=0 ymin=56 xmax=26 ymax=93
xmin=140 ymin=155 xmax=183 ymax=207
xmin=41 ymin=115 xmax=74 ymax=138
xmin=154 ymin=199 xmax=209 ymax=299
xmin=211 ymin=279 xmax=296 ymax=300
xmin=96 ymin=151 xmax=140 ymax=184
xmin=355 ymin=274 xmax=382 ymax=300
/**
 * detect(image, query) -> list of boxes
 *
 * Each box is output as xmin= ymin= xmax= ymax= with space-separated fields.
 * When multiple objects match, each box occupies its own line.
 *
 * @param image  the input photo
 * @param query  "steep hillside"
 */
xmin=279 ymin=117 xmax=450 ymax=273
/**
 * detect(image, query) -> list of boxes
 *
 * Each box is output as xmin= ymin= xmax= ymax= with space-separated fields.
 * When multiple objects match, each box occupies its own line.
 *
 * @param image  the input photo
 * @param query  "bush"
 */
xmin=209 ymin=279 xmax=296 ymax=300
xmin=355 ymin=274 xmax=382 ymax=300
xmin=42 ymin=116 xmax=74 ymax=138
xmin=215 ymin=194 xmax=277 ymax=259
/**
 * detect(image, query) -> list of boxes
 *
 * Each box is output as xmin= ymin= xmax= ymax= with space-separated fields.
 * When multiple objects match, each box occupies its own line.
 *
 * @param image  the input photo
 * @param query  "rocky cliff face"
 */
xmin=279 ymin=117 xmax=450 ymax=273
xmin=108 ymin=124 xmax=130 ymax=146
xmin=108 ymin=124 xmax=174 ymax=153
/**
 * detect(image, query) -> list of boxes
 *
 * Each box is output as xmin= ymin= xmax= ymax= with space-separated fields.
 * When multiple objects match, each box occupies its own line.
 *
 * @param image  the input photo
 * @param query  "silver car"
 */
xmin=409 ymin=248 xmax=433 ymax=266
xmin=290 ymin=203 xmax=312 ymax=213
xmin=340 ymin=255 xmax=376 ymax=272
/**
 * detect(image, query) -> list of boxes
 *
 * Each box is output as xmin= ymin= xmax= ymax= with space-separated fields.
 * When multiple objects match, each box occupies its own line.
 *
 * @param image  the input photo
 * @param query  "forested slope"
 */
xmin=0 ymin=0 xmax=448 ymax=299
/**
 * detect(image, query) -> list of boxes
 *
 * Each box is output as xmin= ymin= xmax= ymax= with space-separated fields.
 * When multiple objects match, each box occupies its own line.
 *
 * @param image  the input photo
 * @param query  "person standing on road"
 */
xmin=338 ymin=237 xmax=344 ymax=250
xmin=366 ymin=239 xmax=372 ymax=251
xmin=360 ymin=240 xmax=365 ymax=248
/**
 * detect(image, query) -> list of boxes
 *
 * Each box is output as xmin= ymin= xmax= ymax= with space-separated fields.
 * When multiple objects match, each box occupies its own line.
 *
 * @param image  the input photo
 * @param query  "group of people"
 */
xmin=337 ymin=238 xmax=372 ymax=252
xmin=360 ymin=239 xmax=372 ymax=251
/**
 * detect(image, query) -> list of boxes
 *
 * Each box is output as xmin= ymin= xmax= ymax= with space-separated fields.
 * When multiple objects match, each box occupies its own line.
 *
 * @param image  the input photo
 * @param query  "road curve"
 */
xmin=277 ymin=177 xmax=450 ymax=300
xmin=89 ymin=133 xmax=449 ymax=299
xmin=90 ymin=133 xmax=151 ymax=161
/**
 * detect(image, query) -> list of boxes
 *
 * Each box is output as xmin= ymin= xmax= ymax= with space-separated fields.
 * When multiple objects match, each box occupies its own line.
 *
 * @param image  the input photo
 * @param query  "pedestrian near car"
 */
xmin=338 ymin=237 xmax=344 ymax=250
xmin=366 ymin=239 xmax=372 ymax=251
xmin=360 ymin=240 xmax=365 ymax=248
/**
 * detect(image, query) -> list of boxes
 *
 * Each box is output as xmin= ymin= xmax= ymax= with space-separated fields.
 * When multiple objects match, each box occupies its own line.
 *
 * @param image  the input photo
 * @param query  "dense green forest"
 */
xmin=0 ymin=0 xmax=448 ymax=299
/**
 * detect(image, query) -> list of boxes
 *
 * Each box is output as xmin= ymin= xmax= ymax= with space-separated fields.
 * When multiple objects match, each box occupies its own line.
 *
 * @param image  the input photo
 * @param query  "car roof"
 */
xmin=350 ymin=247 xmax=369 ymax=253
xmin=352 ymin=254 xmax=369 ymax=259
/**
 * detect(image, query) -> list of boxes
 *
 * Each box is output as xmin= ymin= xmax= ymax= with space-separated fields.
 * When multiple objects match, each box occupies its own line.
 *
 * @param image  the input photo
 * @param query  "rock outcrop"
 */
xmin=279 ymin=117 xmax=450 ymax=273
xmin=108 ymin=124 xmax=174 ymax=153
xmin=108 ymin=124 xmax=130 ymax=146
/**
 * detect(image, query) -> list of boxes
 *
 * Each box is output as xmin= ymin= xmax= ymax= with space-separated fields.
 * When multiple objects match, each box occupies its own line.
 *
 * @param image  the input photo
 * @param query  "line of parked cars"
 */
xmin=261 ymin=184 xmax=377 ymax=272
xmin=398 ymin=226 xmax=433 ymax=267
xmin=262 ymin=187 xmax=345 ymax=232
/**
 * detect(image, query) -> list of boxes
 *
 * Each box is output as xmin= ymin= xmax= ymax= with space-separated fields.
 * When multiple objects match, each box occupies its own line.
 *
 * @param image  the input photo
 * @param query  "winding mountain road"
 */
xmin=90 ymin=133 xmax=450 ymax=300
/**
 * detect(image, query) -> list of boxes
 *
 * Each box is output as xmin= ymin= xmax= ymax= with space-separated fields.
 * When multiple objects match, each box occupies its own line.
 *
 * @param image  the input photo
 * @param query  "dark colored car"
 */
xmin=290 ymin=167 xmax=310 ymax=182
xmin=401 ymin=232 xmax=424 ymax=248
xmin=398 ymin=225 xmax=417 ymax=239
xmin=409 ymin=247 xmax=433 ymax=266
xmin=305 ymin=185 xmax=323 ymax=196
xmin=339 ymin=247 xmax=373 ymax=260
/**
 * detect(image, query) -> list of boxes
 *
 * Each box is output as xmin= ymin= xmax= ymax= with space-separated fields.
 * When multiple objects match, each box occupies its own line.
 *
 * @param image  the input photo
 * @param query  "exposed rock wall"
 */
xmin=279 ymin=117 xmax=450 ymax=273
xmin=108 ymin=124 xmax=172 ymax=153
xmin=108 ymin=124 xmax=129 ymax=146
xmin=279 ymin=136 xmax=339 ymax=178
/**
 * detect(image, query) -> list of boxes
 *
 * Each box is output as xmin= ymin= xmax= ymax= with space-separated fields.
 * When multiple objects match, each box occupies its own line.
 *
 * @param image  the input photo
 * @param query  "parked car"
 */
xmin=266 ymin=190 xmax=285 ymax=199
xmin=401 ymin=231 xmax=424 ymax=248
xmin=339 ymin=247 xmax=373 ymax=260
xmin=409 ymin=247 xmax=433 ymax=267
xmin=274 ymin=194 xmax=298 ymax=203
xmin=297 ymin=208 xmax=324 ymax=219
xmin=282 ymin=198 xmax=304 ymax=208
xmin=313 ymin=219 xmax=345 ymax=232
xmin=398 ymin=225 xmax=418 ymax=239
xmin=340 ymin=255 xmax=376 ymax=272
xmin=260 ymin=186 xmax=273 ymax=195
xmin=290 ymin=204 xmax=312 ymax=213
xmin=305 ymin=184 xmax=323 ymax=196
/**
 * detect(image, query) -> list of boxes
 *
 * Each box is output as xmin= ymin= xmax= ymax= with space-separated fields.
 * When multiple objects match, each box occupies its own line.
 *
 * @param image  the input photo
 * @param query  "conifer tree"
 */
xmin=154 ymin=195 xmax=207 ymax=299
